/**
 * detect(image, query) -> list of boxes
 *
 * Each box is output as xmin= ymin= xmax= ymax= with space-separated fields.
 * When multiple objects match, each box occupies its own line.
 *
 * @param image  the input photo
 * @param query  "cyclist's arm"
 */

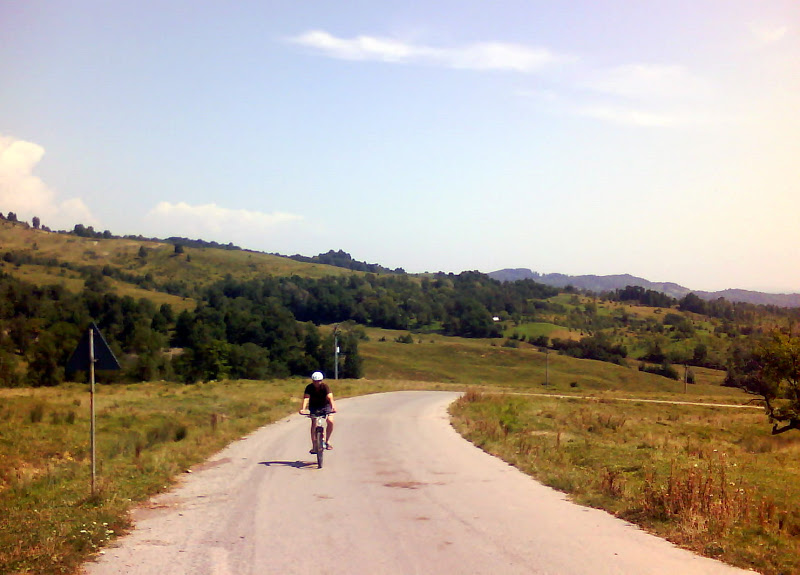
xmin=300 ymin=394 xmax=310 ymax=414
xmin=327 ymin=392 xmax=336 ymax=412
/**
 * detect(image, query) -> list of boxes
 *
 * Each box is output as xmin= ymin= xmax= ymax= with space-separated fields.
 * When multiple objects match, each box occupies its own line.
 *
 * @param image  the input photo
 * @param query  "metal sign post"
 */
xmin=90 ymin=327 xmax=96 ymax=493
xmin=66 ymin=322 xmax=120 ymax=495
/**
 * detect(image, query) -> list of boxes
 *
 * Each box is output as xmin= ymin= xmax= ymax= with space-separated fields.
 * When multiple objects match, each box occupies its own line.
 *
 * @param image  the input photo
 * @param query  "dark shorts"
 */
xmin=310 ymin=405 xmax=333 ymax=416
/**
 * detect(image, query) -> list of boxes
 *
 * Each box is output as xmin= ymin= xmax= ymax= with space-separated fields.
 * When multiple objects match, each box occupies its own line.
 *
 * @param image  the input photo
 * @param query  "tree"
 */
xmin=0 ymin=350 xmax=21 ymax=387
xmin=725 ymin=330 xmax=800 ymax=434
xmin=692 ymin=343 xmax=708 ymax=365
xmin=28 ymin=335 xmax=63 ymax=386
xmin=678 ymin=293 xmax=707 ymax=315
xmin=32 ymin=216 xmax=40 ymax=229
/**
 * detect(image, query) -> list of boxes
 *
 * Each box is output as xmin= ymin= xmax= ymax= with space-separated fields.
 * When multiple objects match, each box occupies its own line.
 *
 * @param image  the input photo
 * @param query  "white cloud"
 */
xmin=444 ymin=42 xmax=560 ymax=72
xmin=147 ymin=201 xmax=303 ymax=245
xmin=516 ymin=88 xmax=559 ymax=101
xmin=58 ymin=198 xmax=96 ymax=225
xmin=572 ymin=63 xmax=717 ymax=128
xmin=751 ymin=24 xmax=789 ymax=45
xmin=576 ymin=106 xmax=676 ymax=127
xmin=0 ymin=134 xmax=97 ymax=228
xmin=290 ymin=30 xmax=429 ymax=62
xmin=583 ymin=64 xmax=709 ymax=100
xmin=289 ymin=30 xmax=563 ymax=73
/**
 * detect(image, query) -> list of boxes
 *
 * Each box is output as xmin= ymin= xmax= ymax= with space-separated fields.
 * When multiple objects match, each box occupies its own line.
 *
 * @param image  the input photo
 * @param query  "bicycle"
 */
xmin=301 ymin=410 xmax=334 ymax=468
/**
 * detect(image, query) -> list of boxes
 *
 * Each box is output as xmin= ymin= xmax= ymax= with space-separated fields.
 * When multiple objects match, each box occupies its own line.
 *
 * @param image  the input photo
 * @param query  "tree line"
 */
xmin=203 ymin=271 xmax=559 ymax=338
xmin=0 ymin=257 xmax=566 ymax=387
xmin=287 ymin=249 xmax=405 ymax=274
xmin=0 ymin=271 xmax=363 ymax=387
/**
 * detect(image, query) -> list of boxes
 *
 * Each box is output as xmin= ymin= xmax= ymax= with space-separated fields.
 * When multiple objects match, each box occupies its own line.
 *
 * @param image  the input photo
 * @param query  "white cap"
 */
xmin=311 ymin=371 xmax=324 ymax=381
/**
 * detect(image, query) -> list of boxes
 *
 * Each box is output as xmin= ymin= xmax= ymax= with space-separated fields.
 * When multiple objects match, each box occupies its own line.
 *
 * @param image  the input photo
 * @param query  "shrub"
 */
xmin=638 ymin=362 xmax=680 ymax=380
xmin=29 ymin=404 xmax=45 ymax=423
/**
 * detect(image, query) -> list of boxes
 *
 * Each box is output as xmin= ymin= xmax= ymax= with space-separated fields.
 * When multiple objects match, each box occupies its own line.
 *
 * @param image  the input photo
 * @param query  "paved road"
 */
xmin=83 ymin=391 xmax=754 ymax=575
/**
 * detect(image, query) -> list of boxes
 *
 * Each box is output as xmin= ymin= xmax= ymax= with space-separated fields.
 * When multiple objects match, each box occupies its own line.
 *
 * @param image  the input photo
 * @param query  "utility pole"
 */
xmin=543 ymin=347 xmax=549 ymax=387
xmin=333 ymin=324 xmax=340 ymax=380
xmin=684 ymin=364 xmax=688 ymax=393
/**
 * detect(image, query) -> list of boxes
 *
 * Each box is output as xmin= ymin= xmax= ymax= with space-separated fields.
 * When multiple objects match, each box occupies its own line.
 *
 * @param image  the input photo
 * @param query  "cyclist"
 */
xmin=299 ymin=371 xmax=336 ymax=453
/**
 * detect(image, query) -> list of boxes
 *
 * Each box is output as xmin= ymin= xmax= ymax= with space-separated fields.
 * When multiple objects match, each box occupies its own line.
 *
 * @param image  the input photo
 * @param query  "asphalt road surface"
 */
xmin=83 ymin=391 xmax=754 ymax=575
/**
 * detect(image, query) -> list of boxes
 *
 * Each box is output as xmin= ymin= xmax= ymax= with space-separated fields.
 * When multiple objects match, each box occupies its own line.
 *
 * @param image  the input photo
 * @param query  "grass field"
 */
xmin=503 ymin=321 xmax=576 ymax=342
xmin=360 ymin=328 xmax=741 ymax=398
xmin=0 ymin=380 xmax=294 ymax=574
xmin=0 ymin=221 xmax=358 ymax=292
xmin=0 ymin=327 xmax=787 ymax=575
xmin=0 ymin=262 xmax=86 ymax=293
xmin=450 ymin=391 xmax=800 ymax=575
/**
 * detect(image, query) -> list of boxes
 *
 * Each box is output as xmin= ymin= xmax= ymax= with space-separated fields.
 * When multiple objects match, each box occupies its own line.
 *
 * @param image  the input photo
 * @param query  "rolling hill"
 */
xmin=488 ymin=268 xmax=800 ymax=308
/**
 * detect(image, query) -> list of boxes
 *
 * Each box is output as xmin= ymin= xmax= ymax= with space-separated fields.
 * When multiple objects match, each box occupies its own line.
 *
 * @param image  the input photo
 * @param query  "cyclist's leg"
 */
xmin=325 ymin=414 xmax=334 ymax=446
xmin=309 ymin=417 xmax=317 ymax=452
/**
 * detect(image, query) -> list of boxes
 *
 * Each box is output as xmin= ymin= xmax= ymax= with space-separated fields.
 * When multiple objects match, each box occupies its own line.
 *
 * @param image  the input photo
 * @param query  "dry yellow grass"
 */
xmin=451 ymin=391 xmax=800 ymax=575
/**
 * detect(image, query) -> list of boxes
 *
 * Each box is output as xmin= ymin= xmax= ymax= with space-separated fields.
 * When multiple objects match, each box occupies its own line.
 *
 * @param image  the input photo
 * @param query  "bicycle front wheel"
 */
xmin=315 ymin=427 xmax=324 ymax=469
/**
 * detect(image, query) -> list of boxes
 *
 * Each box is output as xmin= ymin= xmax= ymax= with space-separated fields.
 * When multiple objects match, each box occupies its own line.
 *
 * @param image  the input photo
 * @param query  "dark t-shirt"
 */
xmin=304 ymin=382 xmax=332 ymax=412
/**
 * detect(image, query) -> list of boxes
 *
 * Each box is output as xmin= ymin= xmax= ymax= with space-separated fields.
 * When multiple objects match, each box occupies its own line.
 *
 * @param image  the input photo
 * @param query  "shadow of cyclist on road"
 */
xmin=259 ymin=460 xmax=317 ymax=469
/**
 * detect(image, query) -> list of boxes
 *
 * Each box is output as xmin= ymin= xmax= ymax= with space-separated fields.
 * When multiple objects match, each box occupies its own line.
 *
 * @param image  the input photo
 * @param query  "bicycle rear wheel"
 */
xmin=315 ymin=427 xmax=324 ymax=468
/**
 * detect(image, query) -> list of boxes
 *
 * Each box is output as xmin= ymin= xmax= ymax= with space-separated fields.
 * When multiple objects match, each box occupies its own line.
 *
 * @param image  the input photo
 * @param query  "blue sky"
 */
xmin=1 ymin=1 xmax=799 ymax=292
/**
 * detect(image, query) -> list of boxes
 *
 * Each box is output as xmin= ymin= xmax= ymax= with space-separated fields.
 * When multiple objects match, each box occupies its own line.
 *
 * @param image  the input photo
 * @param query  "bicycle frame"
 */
xmin=306 ymin=412 xmax=329 ymax=468
xmin=312 ymin=413 xmax=328 ymax=447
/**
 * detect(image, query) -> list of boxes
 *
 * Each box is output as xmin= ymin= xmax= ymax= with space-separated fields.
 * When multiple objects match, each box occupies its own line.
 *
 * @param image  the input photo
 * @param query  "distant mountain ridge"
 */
xmin=488 ymin=268 xmax=800 ymax=308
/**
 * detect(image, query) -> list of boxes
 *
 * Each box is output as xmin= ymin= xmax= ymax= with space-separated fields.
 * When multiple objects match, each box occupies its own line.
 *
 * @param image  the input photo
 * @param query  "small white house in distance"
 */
xmin=492 ymin=316 xmax=500 ymax=322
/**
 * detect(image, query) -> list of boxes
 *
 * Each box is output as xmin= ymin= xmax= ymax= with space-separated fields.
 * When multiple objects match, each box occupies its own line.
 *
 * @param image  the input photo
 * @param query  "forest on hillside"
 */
xmin=0 ymin=255 xmax=564 ymax=386
xmin=1 ymin=217 xmax=799 ymax=389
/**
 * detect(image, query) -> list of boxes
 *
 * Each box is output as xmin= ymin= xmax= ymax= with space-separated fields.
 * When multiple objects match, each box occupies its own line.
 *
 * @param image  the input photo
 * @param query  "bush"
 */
xmin=551 ymin=335 xmax=627 ymax=365
xmin=29 ymin=404 xmax=45 ymax=423
xmin=530 ymin=335 xmax=550 ymax=348
xmin=638 ymin=361 xmax=680 ymax=380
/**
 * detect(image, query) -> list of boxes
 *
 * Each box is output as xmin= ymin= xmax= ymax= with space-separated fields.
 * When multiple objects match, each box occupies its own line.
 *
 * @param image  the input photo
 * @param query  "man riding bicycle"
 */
xmin=299 ymin=371 xmax=336 ymax=454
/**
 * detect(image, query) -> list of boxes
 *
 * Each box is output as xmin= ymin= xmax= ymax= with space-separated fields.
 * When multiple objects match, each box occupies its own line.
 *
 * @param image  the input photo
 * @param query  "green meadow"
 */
xmin=4 ymin=330 xmax=793 ymax=575
xmin=451 ymin=391 xmax=800 ymax=575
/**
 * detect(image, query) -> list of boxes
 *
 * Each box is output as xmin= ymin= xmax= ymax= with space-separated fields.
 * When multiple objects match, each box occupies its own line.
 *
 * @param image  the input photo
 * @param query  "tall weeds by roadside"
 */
xmin=0 ymin=381 xmax=300 ymax=575
xmin=451 ymin=390 xmax=800 ymax=575
xmin=0 ymin=377 xmax=441 ymax=575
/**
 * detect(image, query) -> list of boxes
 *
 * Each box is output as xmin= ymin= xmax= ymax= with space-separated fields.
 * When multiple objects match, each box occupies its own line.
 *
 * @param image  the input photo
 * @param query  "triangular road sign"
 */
xmin=66 ymin=322 xmax=121 ymax=372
